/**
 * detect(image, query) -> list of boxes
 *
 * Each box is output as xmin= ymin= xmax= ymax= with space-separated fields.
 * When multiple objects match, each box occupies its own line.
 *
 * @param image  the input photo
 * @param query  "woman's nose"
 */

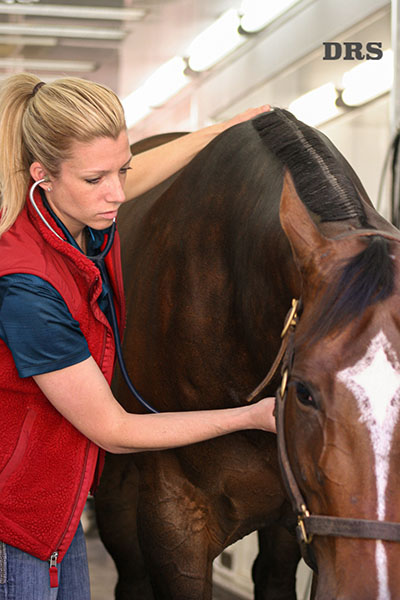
xmin=106 ymin=177 xmax=126 ymax=203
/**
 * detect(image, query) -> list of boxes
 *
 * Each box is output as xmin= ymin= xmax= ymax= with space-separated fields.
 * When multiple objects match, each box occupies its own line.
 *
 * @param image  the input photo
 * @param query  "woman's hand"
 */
xmin=218 ymin=105 xmax=271 ymax=133
xmin=248 ymin=396 xmax=277 ymax=433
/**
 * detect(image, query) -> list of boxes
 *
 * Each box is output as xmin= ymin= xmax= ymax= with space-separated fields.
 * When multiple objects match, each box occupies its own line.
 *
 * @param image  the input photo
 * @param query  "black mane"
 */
xmin=252 ymin=108 xmax=394 ymax=341
xmin=252 ymin=108 xmax=369 ymax=226
xmin=306 ymin=236 xmax=394 ymax=343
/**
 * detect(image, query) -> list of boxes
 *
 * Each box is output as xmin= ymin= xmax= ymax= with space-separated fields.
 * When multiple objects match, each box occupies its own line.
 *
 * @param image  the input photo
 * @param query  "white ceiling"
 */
xmin=0 ymin=0 xmax=392 ymax=143
xmin=0 ymin=0 xmax=239 ymax=98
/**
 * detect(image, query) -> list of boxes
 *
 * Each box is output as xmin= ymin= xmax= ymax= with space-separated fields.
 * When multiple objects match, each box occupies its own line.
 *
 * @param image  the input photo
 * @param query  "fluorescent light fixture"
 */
xmin=121 ymin=88 xmax=152 ymax=129
xmin=122 ymin=56 xmax=190 ymax=128
xmin=341 ymin=49 xmax=393 ymax=107
xmin=0 ymin=22 xmax=125 ymax=40
xmin=0 ymin=3 xmax=145 ymax=20
xmin=140 ymin=56 xmax=189 ymax=107
xmin=0 ymin=57 xmax=96 ymax=72
xmin=240 ymin=0 xmax=300 ymax=33
xmin=187 ymin=9 xmax=246 ymax=72
xmin=289 ymin=82 xmax=340 ymax=126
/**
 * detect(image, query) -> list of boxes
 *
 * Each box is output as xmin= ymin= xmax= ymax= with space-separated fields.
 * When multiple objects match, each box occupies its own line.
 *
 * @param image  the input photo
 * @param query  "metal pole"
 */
xmin=391 ymin=0 xmax=400 ymax=225
xmin=391 ymin=0 xmax=400 ymax=133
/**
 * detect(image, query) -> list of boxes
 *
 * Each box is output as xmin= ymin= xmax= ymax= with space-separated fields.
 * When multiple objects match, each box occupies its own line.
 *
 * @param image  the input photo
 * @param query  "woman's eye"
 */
xmin=85 ymin=178 xmax=100 ymax=185
xmin=295 ymin=382 xmax=317 ymax=407
xmin=120 ymin=167 xmax=132 ymax=176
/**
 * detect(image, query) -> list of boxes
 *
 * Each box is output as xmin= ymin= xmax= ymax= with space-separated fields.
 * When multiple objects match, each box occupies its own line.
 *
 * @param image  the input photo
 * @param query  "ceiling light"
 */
xmin=289 ymin=82 xmax=340 ymax=126
xmin=0 ymin=57 xmax=96 ymax=72
xmin=0 ymin=3 xmax=145 ymax=20
xmin=187 ymin=9 xmax=246 ymax=72
xmin=341 ymin=49 xmax=393 ymax=107
xmin=240 ymin=0 xmax=301 ymax=33
xmin=0 ymin=22 xmax=125 ymax=40
xmin=121 ymin=88 xmax=152 ymax=129
xmin=140 ymin=56 xmax=189 ymax=107
xmin=122 ymin=56 xmax=190 ymax=128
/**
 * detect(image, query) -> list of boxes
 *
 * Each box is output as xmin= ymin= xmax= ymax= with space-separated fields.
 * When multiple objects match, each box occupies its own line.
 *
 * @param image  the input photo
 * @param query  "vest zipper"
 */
xmin=49 ymin=551 xmax=59 ymax=588
xmin=47 ymin=440 xmax=91 ymax=588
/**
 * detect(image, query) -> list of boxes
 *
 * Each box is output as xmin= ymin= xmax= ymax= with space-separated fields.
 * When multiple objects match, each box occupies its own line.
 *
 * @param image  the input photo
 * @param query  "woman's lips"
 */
xmin=99 ymin=210 xmax=118 ymax=219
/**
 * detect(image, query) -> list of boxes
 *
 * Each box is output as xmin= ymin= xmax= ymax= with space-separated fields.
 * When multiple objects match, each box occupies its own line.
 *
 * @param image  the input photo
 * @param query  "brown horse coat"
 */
xmin=95 ymin=109 xmax=400 ymax=599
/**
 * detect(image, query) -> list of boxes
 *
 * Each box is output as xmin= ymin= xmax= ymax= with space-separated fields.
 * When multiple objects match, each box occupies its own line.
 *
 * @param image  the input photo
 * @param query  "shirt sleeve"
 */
xmin=0 ymin=273 xmax=91 ymax=378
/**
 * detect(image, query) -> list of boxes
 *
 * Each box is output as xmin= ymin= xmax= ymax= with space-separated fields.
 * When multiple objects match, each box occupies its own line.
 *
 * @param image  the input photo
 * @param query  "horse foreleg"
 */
xmin=95 ymin=453 xmax=155 ymax=600
xmin=252 ymin=519 xmax=301 ymax=600
xmin=141 ymin=522 xmax=214 ymax=600
xmin=136 ymin=452 xmax=216 ymax=600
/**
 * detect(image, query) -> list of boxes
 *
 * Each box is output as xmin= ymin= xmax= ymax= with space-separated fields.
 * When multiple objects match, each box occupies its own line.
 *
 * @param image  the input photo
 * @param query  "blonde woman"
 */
xmin=0 ymin=73 xmax=275 ymax=599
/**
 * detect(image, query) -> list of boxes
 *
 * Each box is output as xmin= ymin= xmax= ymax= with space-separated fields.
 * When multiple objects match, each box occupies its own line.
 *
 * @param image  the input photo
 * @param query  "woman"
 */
xmin=0 ymin=73 xmax=275 ymax=599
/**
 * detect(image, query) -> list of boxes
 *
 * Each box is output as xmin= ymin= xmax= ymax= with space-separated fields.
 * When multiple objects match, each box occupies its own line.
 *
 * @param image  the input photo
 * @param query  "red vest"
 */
xmin=0 ymin=187 xmax=125 ymax=563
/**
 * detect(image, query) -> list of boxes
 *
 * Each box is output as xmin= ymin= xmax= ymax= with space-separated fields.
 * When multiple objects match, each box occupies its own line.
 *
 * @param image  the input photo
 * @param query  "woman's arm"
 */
xmin=33 ymin=356 xmax=276 ymax=454
xmin=124 ymin=105 xmax=271 ymax=200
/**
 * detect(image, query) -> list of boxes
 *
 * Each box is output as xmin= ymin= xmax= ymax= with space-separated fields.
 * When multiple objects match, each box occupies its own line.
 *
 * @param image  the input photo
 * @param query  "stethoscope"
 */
xmin=29 ymin=178 xmax=159 ymax=414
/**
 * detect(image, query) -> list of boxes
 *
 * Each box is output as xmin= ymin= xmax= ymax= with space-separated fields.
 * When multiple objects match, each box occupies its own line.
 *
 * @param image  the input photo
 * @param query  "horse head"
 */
xmin=279 ymin=170 xmax=400 ymax=599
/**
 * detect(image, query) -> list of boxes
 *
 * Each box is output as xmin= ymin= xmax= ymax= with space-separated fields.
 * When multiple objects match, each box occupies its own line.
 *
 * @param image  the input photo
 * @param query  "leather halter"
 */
xmin=251 ymin=299 xmax=400 ymax=571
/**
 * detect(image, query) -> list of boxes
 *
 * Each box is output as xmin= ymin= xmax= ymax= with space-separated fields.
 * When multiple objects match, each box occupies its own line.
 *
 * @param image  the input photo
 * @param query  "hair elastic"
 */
xmin=31 ymin=81 xmax=46 ymax=97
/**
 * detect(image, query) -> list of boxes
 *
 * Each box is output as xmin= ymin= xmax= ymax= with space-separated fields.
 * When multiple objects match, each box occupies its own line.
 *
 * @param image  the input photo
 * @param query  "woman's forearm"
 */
xmin=109 ymin=398 xmax=276 ymax=454
xmin=34 ymin=356 xmax=276 ymax=455
xmin=124 ymin=106 xmax=270 ymax=200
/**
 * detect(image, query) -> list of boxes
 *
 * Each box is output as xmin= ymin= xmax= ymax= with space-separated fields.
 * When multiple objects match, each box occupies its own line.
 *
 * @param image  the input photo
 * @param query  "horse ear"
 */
xmin=279 ymin=169 xmax=331 ymax=272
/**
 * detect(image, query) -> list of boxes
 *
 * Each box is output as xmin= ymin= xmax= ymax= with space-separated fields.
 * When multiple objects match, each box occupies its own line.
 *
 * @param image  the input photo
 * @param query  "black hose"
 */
xmin=391 ymin=130 xmax=400 ymax=227
xmin=93 ymin=250 xmax=159 ymax=414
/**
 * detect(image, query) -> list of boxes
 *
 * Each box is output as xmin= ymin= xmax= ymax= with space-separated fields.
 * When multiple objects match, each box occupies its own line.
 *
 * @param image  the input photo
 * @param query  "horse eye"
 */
xmin=295 ymin=382 xmax=317 ymax=408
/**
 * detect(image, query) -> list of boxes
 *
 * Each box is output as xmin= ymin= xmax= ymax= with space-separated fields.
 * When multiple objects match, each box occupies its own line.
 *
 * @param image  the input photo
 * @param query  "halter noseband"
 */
xmin=255 ymin=299 xmax=400 ymax=571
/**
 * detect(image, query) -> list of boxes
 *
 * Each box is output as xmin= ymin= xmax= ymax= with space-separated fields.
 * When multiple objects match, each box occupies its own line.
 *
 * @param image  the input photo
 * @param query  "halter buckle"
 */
xmin=280 ymin=369 xmax=288 ymax=398
xmin=298 ymin=504 xmax=313 ymax=544
xmin=281 ymin=298 xmax=299 ymax=338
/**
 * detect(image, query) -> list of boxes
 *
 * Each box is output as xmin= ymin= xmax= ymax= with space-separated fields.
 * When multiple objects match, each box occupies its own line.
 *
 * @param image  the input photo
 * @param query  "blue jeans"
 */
xmin=0 ymin=522 xmax=90 ymax=600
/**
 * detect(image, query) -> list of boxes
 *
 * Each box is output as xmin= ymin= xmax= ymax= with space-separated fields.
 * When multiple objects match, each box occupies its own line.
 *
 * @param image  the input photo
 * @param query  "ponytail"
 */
xmin=0 ymin=73 xmax=39 ymax=236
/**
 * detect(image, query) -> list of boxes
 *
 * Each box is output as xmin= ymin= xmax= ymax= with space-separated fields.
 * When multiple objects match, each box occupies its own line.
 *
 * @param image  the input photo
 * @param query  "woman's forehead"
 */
xmin=63 ymin=131 xmax=130 ymax=171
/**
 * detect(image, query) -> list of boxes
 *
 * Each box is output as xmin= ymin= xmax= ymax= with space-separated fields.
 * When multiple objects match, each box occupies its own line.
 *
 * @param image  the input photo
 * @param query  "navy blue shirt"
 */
xmin=0 ymin=273 xmax=91 ymax=377
xmin=0 ymin=198 xmax=112 ymax=378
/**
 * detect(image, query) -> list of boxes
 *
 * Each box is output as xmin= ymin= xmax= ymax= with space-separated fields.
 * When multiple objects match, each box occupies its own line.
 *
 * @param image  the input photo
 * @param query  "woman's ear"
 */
xmin=29 ymin=162 xmax=50 ymax=189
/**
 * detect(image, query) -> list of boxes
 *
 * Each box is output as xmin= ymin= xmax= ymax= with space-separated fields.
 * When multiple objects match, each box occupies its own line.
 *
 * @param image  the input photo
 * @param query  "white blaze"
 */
xmin=337 ymin=330 xmax=400 ymax=600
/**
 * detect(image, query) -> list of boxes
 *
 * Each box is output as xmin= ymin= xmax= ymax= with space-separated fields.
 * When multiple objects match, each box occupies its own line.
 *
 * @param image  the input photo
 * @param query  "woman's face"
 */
xmin=36 ymin=130 xmax=132 ymax=242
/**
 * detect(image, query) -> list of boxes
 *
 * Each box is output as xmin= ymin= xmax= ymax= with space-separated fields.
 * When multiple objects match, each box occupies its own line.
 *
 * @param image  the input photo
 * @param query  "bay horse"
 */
xmin=95 ymin=108 xmax=400 ymax=599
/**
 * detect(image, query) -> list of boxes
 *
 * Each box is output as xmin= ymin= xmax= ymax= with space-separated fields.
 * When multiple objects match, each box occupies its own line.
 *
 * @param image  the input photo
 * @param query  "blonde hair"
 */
xmin=0 ymin=73 xmax=126 ymax=236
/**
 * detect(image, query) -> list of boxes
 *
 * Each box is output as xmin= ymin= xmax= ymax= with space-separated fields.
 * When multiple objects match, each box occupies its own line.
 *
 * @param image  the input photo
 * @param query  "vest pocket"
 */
xmin=0 ymin=409 xmax=37 ymax=493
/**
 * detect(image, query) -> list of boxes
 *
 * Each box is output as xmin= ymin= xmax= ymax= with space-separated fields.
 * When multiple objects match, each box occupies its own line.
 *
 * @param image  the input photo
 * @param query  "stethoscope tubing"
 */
xmin=96 ymin=259 xmax=159 ymax=414
xmin=28 ymin=179 xmax=159 ymax=414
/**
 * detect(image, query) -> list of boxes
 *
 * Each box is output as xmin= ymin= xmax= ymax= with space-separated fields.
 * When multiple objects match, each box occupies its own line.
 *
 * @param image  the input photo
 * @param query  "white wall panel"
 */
xmin=128 ymin=0 xmax=390 ymax=138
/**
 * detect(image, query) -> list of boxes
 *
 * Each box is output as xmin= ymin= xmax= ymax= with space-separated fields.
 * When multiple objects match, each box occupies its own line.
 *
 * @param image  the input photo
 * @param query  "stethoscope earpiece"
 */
xmin=29 ymin=179 xmax=64 ymax=241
